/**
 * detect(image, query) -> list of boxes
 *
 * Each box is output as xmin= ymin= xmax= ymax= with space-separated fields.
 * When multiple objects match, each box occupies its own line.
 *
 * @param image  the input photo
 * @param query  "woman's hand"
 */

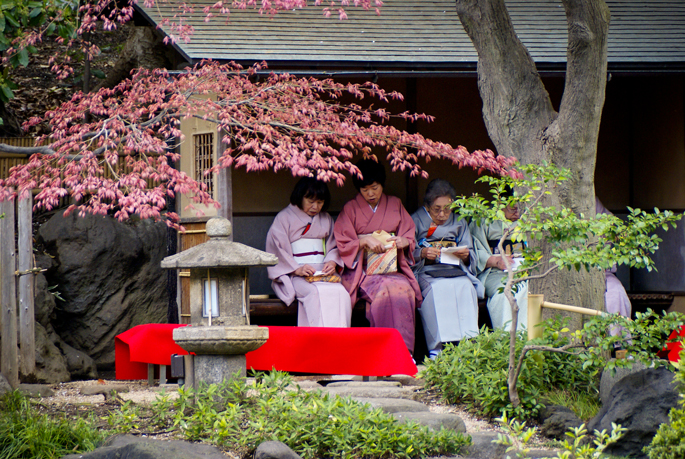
xmin=455 ymin=246 xmax=470 ymax=262
xmin=421 ymin=246 xmax=441 ymax=261
xmin=321 ymin=261 xmax=337 ymax=276
xmin=294 ymin=264 xmax=316 ymax=276
xmin=388 ymin=236 xmax=410 ymax=250
xmin=360 ymin=235 xmax=387 ymax=253
xmin=486 ymin=255 xmax=512 ymax=271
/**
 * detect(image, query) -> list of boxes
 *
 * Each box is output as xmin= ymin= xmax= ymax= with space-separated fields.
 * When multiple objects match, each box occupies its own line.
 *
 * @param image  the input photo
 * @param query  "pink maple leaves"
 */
xmin=0 ymin=60 xmax=516 ymax=228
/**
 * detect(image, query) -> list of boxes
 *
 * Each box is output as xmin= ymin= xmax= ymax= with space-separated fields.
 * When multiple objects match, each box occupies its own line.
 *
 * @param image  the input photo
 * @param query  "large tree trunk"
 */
xmin=455 ymin=0 xmax=610 ymax=328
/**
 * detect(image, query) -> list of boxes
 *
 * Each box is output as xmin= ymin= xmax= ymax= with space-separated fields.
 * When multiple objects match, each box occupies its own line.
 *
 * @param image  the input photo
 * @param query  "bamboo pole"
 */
xmin=17 ymin=195 xmax=35 ymax=377
xmin=528 ymin=294 xmax=604 ymax=340
xmin=0 ymin=200 xmax=18 ymax=388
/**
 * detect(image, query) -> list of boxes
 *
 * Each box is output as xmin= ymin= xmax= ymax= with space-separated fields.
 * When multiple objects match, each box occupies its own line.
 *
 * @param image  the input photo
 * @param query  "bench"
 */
xmin=248 ymin=296 xmax=492 ymax=359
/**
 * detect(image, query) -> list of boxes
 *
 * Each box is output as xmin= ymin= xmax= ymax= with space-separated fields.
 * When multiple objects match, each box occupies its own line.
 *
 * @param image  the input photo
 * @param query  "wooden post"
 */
xmin=0 ymin=200 xmax=18 ymax=388
xmin=527 ymin=294 xmax=544 ymax=340
xmin=216 ymin=130 xmax=233 ymax=241
xmin=17 ymin=195 xmax=35 ymax=377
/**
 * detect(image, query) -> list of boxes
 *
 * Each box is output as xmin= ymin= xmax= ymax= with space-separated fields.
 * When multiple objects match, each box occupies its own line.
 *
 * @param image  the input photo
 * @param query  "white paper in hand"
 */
xmin=438 ymin=245 xmax=468 ymax=266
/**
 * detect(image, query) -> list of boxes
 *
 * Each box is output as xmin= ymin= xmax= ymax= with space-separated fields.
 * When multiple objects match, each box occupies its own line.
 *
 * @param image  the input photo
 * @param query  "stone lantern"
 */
xmin=161 ymin=217 xmax=278 ymax=387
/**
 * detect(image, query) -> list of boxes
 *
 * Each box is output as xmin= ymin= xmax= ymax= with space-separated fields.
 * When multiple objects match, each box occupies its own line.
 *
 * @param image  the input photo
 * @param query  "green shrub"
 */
xmin=150 ymin=370 xmax=470 ymax=458
xmin=0 ymin=390 xmax=105 ymax=459
xmin=579 ymin=310 xmax=685 ymax=376
xmin=422 ymin=327 xmax=544 ymax=419
xmin=495 ymin=414 xmax=626 ymax=459
xmin=644 ymin=349 xmax=685 ymax=459
xmin=422 ymin=322 xmax=598 ymax=421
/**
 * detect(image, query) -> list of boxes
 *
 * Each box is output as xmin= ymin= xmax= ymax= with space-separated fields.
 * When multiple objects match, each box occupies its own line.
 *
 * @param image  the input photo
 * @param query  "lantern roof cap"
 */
xmin=161 ymin=217 xmax=278 ymax=269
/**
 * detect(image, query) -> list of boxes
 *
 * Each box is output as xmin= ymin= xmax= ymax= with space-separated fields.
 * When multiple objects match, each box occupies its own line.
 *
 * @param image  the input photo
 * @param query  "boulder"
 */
xmin=462 ymin=431 xmax=507 ymax=459
xmin=322 ymin=385 xmax=417 ymax=400
xmin=18 ymin=384 xmax=55 ymax=398
xmin=38 ymin=211 xmax=168 ymax=369
xmin=599 ymin=360 xmax=648 ymax=405
xmin=62 ymin=434 xmax=227 ymax=459
xmin=392 ymin=411 xmax=466 ymax=432
xmin=33 ymin=271 xmax=57 ymax=328
xmin=34 ymin=322 xmax=70 ymax=383
xmin=352 ymin=397 xmax=430 ymax=413
xmin=0 ymin=373 xmax=11 ymax=396
xmin=588 ymin=367 xmax=679 ymax=458
xmin=255 ymin=441 xmax=303 ymax=459
xmin=59 ymin=340 xmax=98 ymax=380
xmin=538 ymin=405 xmax=583 ymax=439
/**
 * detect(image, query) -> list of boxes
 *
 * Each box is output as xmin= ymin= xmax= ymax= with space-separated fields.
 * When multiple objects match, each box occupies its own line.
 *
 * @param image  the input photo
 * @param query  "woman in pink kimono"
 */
xmin=266 ymin=177 xmax=352 ymax=327
xmin=333 ymin=160 xmax=422 ymax=353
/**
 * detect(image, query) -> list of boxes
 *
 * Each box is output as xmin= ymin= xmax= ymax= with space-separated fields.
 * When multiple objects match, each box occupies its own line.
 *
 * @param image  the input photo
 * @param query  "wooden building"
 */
xmin=132 ymin=0 xmax=685 ymax=318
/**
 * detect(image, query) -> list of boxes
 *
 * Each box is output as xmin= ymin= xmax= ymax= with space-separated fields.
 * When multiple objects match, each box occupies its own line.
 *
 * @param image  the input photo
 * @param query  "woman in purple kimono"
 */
xmin=266 ymin=178 xmax=352 ymax=327
xmin=334 ymin=160 xmax=422 ymax=353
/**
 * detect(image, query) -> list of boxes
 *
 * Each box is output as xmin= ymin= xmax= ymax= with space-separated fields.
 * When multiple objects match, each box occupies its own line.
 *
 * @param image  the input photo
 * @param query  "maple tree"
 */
xmin=0 ymin=0 xmax=520 ymax=227
xmin=0 ymin=60 xmax=517 ymax=228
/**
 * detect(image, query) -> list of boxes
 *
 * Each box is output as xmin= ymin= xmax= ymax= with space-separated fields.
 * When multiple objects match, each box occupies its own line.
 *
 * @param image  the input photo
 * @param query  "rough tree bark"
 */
xmin=455 ymin=0 xmax=610 ymax=328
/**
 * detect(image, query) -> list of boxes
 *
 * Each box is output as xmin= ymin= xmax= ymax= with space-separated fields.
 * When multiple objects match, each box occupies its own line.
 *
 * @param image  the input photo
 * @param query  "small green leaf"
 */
xmin=18 ymin=47 xmax=29 ymax=66
xmin=0 ymin=84 xmax=14 ymax=102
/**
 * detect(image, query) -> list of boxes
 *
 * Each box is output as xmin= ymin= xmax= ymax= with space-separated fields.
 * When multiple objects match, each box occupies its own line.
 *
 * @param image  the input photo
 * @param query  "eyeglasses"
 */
xmin=427 ymin=205 xmax=452 ymax=215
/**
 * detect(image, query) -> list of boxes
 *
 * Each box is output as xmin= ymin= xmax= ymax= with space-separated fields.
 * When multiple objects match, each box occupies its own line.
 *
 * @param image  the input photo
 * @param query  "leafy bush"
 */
xmin=579 ymin=310 xmax=685 ymax=376
xmin=146 ymin=371 xmax=470 ymax=458
xmin=0 ymin=390 xmax=105 ymax=459
xmin=422 ymin=327 xmax=544 ymax=420
xmin=495 ymin=414 xmax=626 ymax=459
xmin=422 ymin=322 xmax=597 ymax=421
xmin=644 ymin=349 xmax=685 ymax=459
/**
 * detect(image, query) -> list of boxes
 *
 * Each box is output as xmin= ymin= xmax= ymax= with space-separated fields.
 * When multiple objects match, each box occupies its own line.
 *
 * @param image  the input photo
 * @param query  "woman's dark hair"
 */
xmin=352 ymin=159 xmax=386 ymax=190
xmin=423 ymin=179 xmax=456 ymax=207
xmin=290 ymin=177 xmax=331 ymax=212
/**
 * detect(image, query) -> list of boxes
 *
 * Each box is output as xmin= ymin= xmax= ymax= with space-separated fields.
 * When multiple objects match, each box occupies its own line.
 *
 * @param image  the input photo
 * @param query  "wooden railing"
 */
xmin=527 ymin=294 xmax=605 ymax=340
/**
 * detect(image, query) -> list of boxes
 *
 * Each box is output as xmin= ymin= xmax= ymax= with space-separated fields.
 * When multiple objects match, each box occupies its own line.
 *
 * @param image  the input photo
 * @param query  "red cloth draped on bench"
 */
xmin=659 ymin=324 xmax=685 ymax=363
xmin=115 ymin=324 xmax=417 ymax=379
xmin=115 ymin=323 xmax=190 ymax=380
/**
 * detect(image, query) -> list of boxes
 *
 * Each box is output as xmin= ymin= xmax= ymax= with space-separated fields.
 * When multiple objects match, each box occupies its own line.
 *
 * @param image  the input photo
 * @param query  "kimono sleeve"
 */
xmin=322 ymin=214 xmax=344 ymax=267
xmin=333 ymin=202 xmax=362 ymax=269
xmin=265 ymin=212 xmax=299 ymax=280
xmin=468 ymin=219 xmax=494 ymax=275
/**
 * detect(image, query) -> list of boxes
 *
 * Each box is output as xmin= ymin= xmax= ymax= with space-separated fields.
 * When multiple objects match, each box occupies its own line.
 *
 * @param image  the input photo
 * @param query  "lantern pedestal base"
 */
xmin=193 ymin=354 xmax=246 ymax=387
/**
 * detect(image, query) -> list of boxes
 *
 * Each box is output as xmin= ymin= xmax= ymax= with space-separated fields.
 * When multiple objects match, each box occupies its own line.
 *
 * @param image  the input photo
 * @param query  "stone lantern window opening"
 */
xmin=202 ymin=277 xmax=219 ymax=321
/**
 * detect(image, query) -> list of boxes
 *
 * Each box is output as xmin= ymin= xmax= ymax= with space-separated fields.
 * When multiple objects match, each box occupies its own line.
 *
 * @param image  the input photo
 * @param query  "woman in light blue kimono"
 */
xmin=412 ymin=179 xmax=484 ymax=359
xmin=469 ymin=204 xmax=528 ymax=332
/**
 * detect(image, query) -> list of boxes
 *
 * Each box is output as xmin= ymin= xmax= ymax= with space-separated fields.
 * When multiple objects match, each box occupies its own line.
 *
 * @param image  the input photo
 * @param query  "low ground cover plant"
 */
xmin=422 ymin=311 xmax=685 ymax=422
xmin=494 ymin=414 xmax=626 ymax=459
xmin=422 ymin=321 xmax=596 ymax=421
xmin=109 ymin=370 xmax=470 ymax=458
xmin=0 ymin=390 xmax=105 ymax=459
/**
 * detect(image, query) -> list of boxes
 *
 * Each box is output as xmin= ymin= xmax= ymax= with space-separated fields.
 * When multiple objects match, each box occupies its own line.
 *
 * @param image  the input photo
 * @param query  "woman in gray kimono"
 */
xmin=469 ymin=204 xmax=528 ymax=332
xmin=412 ymin=179 xmax=484 ymax=359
